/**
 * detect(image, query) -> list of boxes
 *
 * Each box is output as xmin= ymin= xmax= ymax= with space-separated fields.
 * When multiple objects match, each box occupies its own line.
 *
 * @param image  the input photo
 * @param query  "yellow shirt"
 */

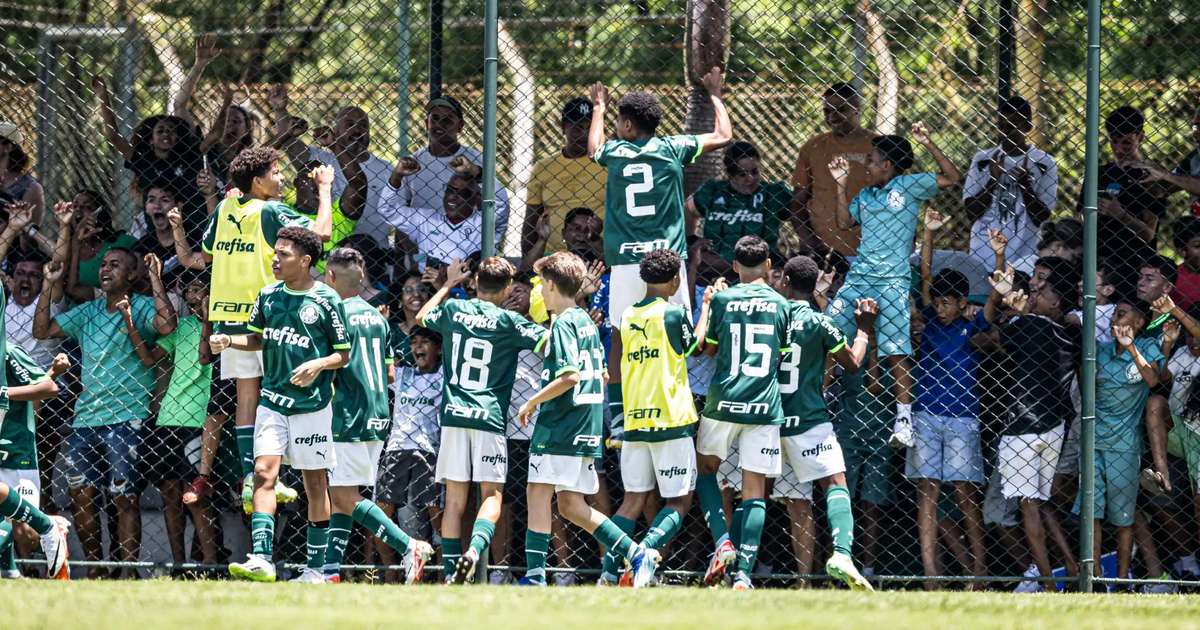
xmin=620 ymin=298 xmax=698 ymax=436
xmin=527 ymin=153 xmax=606 ymax=252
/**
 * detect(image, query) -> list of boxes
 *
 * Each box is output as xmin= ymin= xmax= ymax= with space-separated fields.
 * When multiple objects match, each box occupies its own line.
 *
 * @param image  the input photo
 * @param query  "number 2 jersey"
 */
xmin=594 ymin=135 xmax=701 ymax=266
xmin=779 ymin=300 xmax=847 ymax=437
xmin=333 ymin=297 xmax=394 ymax=443
xmin=531 ymin=307 xmax=606 ymax=458
xmin=420 ymin=298 xmax=548 ymax=434
xmin=701 ymin=282 xmax=790 ymax=425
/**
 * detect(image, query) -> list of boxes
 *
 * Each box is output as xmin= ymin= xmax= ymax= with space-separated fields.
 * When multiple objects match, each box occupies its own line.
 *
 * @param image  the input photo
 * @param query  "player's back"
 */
xmin=423 ymin=298 xmax=548 ymax=434
xmin=780 ymin=300 xmax=846 ymax=436
xmin=702 ymin=282 xmax=790 ymax=425
xmin=595 ymin=135 xmax=700 ymax=266
xmin=531 ymin=307 xmax=606 ymax=457
xmin=333 ymin=296 xmax=393 ymax=443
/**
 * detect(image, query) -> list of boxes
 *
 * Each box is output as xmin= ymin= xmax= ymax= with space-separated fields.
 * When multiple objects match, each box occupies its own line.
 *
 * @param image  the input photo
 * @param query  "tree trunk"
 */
xmin=497 ymin=19 xmax=535 ymax=257
xmin=1015 ymin=0 xmax=1049 ymax=144
xmin=858 ymin=0 xmax=898 ymax=134
xmin=682 ymin=0 xmax=730 ymax=197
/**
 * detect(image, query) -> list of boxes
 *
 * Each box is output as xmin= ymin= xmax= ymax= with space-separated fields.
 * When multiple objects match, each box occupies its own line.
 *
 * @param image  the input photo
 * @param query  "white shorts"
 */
xmin=528 ymin=453 xmax=599 ymax=495
xmin=435 ymin=427 xmax=508 ymax=484
xmin=773 ymin=423 xmax=846 ymax=500
xmin=220 ymin=348 xmax=263 ymax=380
xmin=999 ymin=423 xmax=1065 ymax=501
xmin=608 ymin=262 xmax=691 ymax=327
xmin=620 ymin=437 xmax=697 ymax=498
xmin=254 ymin=405 xmax=336 ymax=470
xmin=0 ymin=468 xmax=40 ymax=508
xmin=329 ymin=441 xmax=384 ymax=488
xmin=696 ymin=416 xmax=782 ymax=476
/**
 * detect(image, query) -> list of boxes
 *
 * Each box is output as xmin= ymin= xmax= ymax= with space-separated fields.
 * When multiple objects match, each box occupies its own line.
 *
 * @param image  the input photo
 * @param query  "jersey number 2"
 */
xmin=623 ymin=163 xmax=656 ymax=217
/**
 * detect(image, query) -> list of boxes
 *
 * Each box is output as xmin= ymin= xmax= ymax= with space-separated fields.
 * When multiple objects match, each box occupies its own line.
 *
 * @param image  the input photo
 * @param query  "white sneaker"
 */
xmin=489 ymin=569 xmax=512 ymax=585
xmin=403 ymin=540 xmax=434 ymax=585
xmin=1173 ymin=555 xmax=1200 ymax=579
xmin=1 ymin=569 xmax=23 ymax=579
xmin=1014 ymin=564 xmax=1042 ymax=593
xmin=229 ymin=554 xmax=276 ymax=582
xmin=39 ymin=515 xmax=70 ymax=580
xmin=554 ymin=571 xmax=577 ymax=587
xmin=888 ymin=416 xmax=915 ymax=449
xmin=731 ymin=571 xmax=754 ymax=591
xmin=290 ymin=567 xmax=326 ymax=584
xmin=825 ymin=553 xmax=874 ymax=592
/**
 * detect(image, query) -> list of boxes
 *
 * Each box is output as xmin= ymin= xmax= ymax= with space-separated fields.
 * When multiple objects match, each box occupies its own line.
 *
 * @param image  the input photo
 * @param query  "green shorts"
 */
xmin=1073 ymin=448 xmax=1138 ymax=527
xmin=1167 ymin=422 xmax=1200 ymax=490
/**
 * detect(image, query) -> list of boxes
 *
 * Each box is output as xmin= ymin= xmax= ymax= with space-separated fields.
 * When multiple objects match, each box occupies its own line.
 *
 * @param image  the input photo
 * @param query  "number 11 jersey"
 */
xmin=420 ymin=298 xmax=549 ymax=434
xmin=701 ymin=282 xmax=790 ymax=426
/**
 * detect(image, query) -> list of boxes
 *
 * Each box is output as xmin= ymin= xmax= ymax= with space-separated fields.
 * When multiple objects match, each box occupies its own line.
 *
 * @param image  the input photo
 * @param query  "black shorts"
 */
xmin=207 ymin=376 xmax=236 ymax=417
xmin=140 ymin=424 xmax=200 ymax=485
xmin=375 ymin=449 xmax=439 ymax=508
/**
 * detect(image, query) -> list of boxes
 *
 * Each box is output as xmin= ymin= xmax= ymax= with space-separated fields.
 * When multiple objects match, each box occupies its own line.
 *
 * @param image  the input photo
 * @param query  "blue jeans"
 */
xmin=63 ymin=421 xmax=143 ymax=496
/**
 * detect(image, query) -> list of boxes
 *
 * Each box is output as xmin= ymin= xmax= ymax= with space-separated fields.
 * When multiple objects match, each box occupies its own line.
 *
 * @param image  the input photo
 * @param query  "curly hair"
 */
xmin=639 ymin=249 xmax=681 ymax=285
xmin=783 ymin=255 xmax=820 ymax=293
xmin=228 ymin=147 xmax=281 ymax=192
xmin=616 ymin=92 xmax=663 ymax=135
xmin=276 ymin=226 xmax=323 ymax=266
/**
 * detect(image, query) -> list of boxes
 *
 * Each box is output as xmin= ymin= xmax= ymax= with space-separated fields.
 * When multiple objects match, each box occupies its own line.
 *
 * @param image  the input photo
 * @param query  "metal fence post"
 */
xmin=481 ymin=0 xmax=499 ymax=260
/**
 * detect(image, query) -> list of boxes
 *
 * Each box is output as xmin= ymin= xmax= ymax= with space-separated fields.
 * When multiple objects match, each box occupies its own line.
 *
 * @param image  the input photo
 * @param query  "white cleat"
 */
xmin=289 ymin=568 xmax=327 ymax=584
xmin=631 ymin=547 xmax=660 ymax=588
xmin=404 ymin=540 xmax=434 ymax=585
xmin=229 ymin=554 xmax=276 ymax=582
xmin=825 ymin=553 xmax=874 ymax=592
xmin=40 ymin=515 xmax=70 ymax=580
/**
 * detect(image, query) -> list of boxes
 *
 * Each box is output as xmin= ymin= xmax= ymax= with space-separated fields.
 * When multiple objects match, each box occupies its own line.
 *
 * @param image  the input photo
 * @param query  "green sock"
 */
xmin=730 ymin=503 xmax=746 ymax=550
xmin=642 ymin=508 xmax=683 ymax=550
xmin=235 ymin=425 xmax=256 ymax=478
xmin=592 ymin=518 xmax=638 ymax=561
xmin=306 ymin=521 xmax=329 ymax=570
xmin=324 ymin=513 xmax=353 ymax=577
xmin=442 ymin=538 xmax=462 ymax=578
xmin=607 ymin=383 xmax=624 ymax=423
xmin=602 ymin=515 xmax=637 ymax=576
xmin=351 ymin=500 xmax=411 ymax=553
xmin=524 ymin=529 xmax=551 ymax=584
xmin=250 ymin=512 xmax=274 ymax=560
xmin=696 ymin=474 xmax=727 ymax=543
xmin=0 ymin=520 xmax=15 ymax=572
xmin=826 ymin=485 xmax=855 ymax=556
xmin=468 ymin=518 xmax=496 ymax=557
xmin=735 ymin=499 xmax=765 ymax=576
xmin=0 ymin=489 xmax=52 ymax=536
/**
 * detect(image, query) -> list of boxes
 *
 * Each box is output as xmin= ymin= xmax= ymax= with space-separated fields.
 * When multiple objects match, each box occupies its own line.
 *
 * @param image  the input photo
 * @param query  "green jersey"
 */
xmin=247 ymin=281 xmax=350 ymax=415
xmin=421 ymin=298 xmax=548 ymax=434
xmin=531 ymin=308 xmax=606 ymax=457
xmin=702 ymin=282 xmax=790 ymax=425
xmin=0 ymin=345 xmax=46 ymax=470
xmin=333 ymin=297 xmax=394 ymax=443
xmin=693 ymin=180 xmax=791 ymax=260
xmin=780 ymin=301 xmax=847 ymax=437
xmin=0 ymin=285 xmax=7 ymax=411
xmin=595 ymin=135 xmax=701 ymax=266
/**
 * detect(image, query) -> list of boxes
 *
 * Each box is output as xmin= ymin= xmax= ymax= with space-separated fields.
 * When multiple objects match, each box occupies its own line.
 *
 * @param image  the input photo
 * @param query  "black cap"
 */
xmin=426 ymin=95 xmax=464 ymax=119
xmin=561 ymin=98 xmax=593 ymax=125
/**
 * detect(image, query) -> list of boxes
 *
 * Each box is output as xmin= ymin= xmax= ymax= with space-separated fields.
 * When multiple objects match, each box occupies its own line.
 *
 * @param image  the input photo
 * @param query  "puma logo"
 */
xmin=315 ymin=450 xmax=326 ymax=460
xmin=227 ymin=213 xmax=246 ymax=234
xmin=629 ymin=322 xmax=649 ymax=340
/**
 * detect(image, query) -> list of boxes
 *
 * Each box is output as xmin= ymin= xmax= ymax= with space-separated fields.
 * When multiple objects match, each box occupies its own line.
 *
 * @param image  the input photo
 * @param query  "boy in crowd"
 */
xmin=171 ymin=147 xmax=335 ymax=510
xmin=35 ymin=249 xmax=177 ymax=576
xmin=827 ymin=124 xmax=961 ymax=451
xmin=211 ymin=227 xmax=350 ymax=582
xmin=1165 ymin=311 xmax=1200 ymax=577
xmin=0 ymin=346 xmax=71 ymax=579
xmin=376 ymin=325 xmax=443 ymax=583
xmin=692 ymin=235 xmax=789 ymax=590
xmin=909 ymin=209 xmax=990 ymax=587
xmin=598 ymin=250 xmax=717 ymax=585
xmin=415 ymin=257 xmax=549 ymax=583
xmin=319 ymin=247 xmax=434 ymax=584
xmin=517 ymin=252 xmax=655 ymax=588
xmin=773 ymin=255 xmax=876 ymax=591
xmin=588 ymin=66 xmax=732 ymax=437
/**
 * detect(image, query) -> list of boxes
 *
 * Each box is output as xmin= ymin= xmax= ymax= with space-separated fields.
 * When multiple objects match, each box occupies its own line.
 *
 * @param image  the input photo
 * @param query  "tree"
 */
xmin=681 ymin=0 xmax=730 ymax=196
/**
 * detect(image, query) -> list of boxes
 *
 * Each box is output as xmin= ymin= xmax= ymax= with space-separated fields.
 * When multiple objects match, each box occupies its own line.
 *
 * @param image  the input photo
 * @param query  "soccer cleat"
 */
xmin=630 ymin=547 xmax=660 ymax=588
xmin=40 ymin=515 xmax=71 ymax=580
xmin=517 ymin=576 xmax=547 ymax=587
xmin=489 ymin=569 xmax=513 ymax=585
xmin=182 ymin=475 xmax=212 ymax=506
xmin=241 ymin=473 xmax=301 ymax=514
xmin=731 ymin=571 xmax=753 ymax=591
xmin=1 ymin=569 xmax=23 ymax=579
xmin=451 ymin=548 xmax=478 ymax=584
xmin=703 ymin=537 xmax=737 ymax=587
xmin=888 ymin=416 xmax=915 ymax=449
xmin=229 ymin=554 xmax=277 ymax=582
xmin=289 ymin=568 xmax=326 ymax=584
xmin=403 ymin=540 xmax=434 ymax=585
xmin=325 ymin=574 xmax=342 ymax=584
xmin=825 ymin=553 xmax=874 ymax=592
xmin=596 ymin=572 xmax=619 ymax=586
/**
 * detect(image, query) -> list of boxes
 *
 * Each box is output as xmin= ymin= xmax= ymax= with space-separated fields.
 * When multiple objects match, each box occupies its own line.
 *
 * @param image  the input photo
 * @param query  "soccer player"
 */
xmin=692 ymin=235 xmax=789 ymax=590
xmin=588 ymin=65 xmax=732 ymax=436
xmin=211 ymin=227 xmax=351 ymax=582
xmin=516 ymin=252 xmax=654 ymax=588
xmin=320 ymin=247 xmax=434 ymax=584
xmin=597 ymin=249 xmax=719 ymax=585
xmin=415 ymin=257 xmax=549 ymax=584
xmin=0 ymin=346 xmax=71 ymax=579
xmin=826 ymin=123 xmax=961 ymax=451
xmin=774 ymin=255 xmax=876 ymax=591
xmin=171 ymin=147 xmax=335 ymax=512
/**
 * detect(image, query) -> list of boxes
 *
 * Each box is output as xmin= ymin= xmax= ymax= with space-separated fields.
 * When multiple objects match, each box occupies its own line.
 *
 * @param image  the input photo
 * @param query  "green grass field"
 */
xmin=6 ymin=581 xmax=1200 ymax=630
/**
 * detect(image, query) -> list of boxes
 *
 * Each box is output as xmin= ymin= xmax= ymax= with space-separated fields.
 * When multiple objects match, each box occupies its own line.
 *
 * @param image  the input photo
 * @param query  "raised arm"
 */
xmin=987 ymin=228 xmax=1008 ymax=273
xmin=92 ymin=75 xmax=132 ymax=160
xmin=339 ymin=160 xmax=368 ymax=221
xmin=919 ymin=209 xmax=945 ymax=307
xmin=172 ymin=34 xmax=219 ymax=127
xmin=829 ymin=156 xmax=854 ymax=230
xmin=984 ymin=265 xmax=1016 ymax=324
xmin=167 ymin=207 xmax=209 ymax=269
xmin=831 ymin=299 xmax=877 ymax=371
xmin=1153 ymin=295 xmax=1200 ymax=342
xmin=519 ymin=211 xmax=551 ymax=272
xmin=587 ymin=82 xmax=608 ymax=158
xmin=695 ymin=66 xmax=733 ymax=154
xmin=911 ymin=122 xmax=961 ymax=188
xmin=33 ymin=261 xmax=67 ymax=340
xmin=692 ymin=278 xmax=727 ymax=347
xmin=117 ymin=296 xmax=164 ymax=368
xmin=416 ymin=260 xmax=470 ymax=325
xmin=1115 ymin=325 xmax=1159 ymax=389
xmin=309 ymin=165 xmax=335 ymax=242
xmin=144 ymin=254 xmax=178 ymax=335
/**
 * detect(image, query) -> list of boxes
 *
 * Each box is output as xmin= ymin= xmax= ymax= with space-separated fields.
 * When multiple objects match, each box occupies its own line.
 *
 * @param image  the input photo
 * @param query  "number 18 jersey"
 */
xmin=701 ymin=282 xmax=790 ymax=425
xmin=595 ymin=135 xmax=701 ymax=266
xmin=420 ymin=298 xmax=548 ymax=434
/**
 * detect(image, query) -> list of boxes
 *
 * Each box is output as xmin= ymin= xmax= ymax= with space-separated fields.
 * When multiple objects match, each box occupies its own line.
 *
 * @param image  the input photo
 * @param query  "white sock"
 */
xmin=896 ymin=403 xmax=912 ymax=423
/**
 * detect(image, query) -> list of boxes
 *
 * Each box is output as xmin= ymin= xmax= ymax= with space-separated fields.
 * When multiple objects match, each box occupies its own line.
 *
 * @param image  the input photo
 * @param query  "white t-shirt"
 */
xmin=5 ymin=298 xmax=65 ymax=368
xmin=387 ymin=367 xmax=443 ymax=453
xmin=962 ymin=145 xmax=1058 ymax=272
xmin=1069 ymin=303 xmax=1114 ymax=344
xmin=1168 ymin=348 xmax=1200 ymax=420
xmin=507 ymin=349 xmax=543 ymax=441
xmin=377 ymin=201 xmax=503 ymax=270
xmin=307 ymin=146 xmax=394 ymax=247
xmin=396 ymin=145 xmax=510 ymax=240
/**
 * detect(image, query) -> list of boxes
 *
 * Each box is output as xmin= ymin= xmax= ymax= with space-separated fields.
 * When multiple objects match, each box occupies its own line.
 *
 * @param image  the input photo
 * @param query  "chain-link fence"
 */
xmin=1 ymin=0 xmax=1199 ymax=591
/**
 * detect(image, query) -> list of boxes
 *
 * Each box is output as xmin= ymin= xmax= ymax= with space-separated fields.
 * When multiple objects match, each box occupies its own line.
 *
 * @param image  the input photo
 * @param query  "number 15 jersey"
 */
xmin=595 ymin=135 xmax=701 ymax=266
xmin=701 ymin=282 xmax=790 ymax=426
xmin=421 ymin=298 xmax=549 ymax=434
